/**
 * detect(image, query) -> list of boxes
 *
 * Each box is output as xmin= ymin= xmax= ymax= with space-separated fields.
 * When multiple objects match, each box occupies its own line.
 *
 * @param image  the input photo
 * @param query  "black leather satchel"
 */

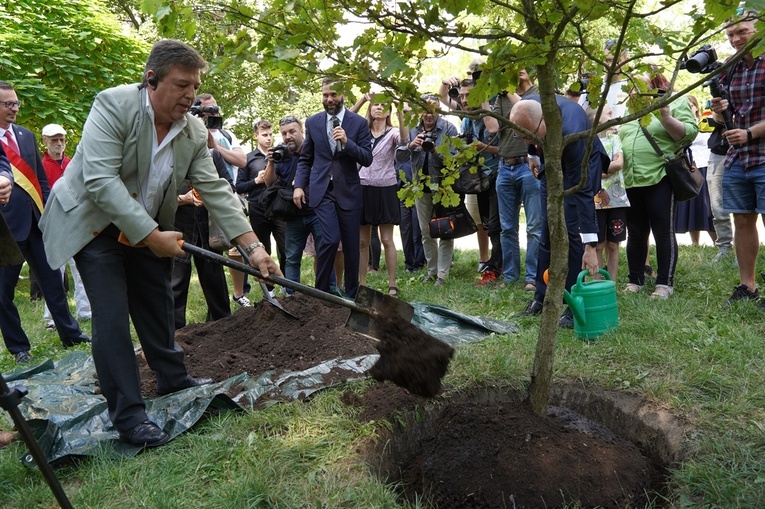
xmin=641 ymin=126 xmax=703 ymax=202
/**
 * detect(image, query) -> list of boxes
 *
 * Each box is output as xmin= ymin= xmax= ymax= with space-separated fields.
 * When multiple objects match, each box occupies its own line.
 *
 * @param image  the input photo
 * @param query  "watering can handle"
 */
xmin=576 ymin=268 xmax=611 ymax=286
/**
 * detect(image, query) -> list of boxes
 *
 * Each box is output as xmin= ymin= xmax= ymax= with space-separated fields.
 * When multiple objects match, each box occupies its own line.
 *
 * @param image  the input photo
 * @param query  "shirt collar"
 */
xmin=328 ymin=107 xmax=346 ymax=124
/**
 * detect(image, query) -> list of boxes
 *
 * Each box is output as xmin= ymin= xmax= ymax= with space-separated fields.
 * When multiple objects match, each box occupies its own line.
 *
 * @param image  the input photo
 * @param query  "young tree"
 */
xmin=144 ymin=0 xmax=761 ymax=415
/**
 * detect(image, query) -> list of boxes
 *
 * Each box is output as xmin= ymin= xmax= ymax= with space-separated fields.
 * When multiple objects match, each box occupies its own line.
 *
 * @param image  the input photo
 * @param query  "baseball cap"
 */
xmin=42 ymin=124 xmax=66 ymax=137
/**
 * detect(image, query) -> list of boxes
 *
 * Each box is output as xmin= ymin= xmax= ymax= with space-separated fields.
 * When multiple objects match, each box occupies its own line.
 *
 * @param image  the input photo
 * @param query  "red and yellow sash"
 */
xmin=4 ymin=147 xmax=43 ymax=213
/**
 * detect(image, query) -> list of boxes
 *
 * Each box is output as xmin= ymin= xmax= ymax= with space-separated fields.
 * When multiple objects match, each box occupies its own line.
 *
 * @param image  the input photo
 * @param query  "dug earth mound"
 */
xmin=138 ymin=294 xmax=683 ymax=507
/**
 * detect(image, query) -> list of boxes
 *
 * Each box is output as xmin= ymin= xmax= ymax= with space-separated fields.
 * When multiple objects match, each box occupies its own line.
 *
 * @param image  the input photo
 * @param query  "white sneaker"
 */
xmin=232 ymin=294 xmax=252 ymax=308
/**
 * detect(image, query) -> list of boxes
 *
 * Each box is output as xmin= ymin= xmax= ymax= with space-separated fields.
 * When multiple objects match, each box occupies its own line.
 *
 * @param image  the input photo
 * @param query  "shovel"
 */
xmin=181 ymin=241 xmax=413 ymax=335
xmin=234 ymin=245 xmax=299 ymax=320
xmin=180 ymin=241 xmax=453 ymax=396
xmin=0 ymin=214 xmax=24 ymax=267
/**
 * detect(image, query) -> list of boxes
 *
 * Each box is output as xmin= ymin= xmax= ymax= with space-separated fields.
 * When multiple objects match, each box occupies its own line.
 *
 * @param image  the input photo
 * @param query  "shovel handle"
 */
xmin=178 ymin=241 xmax=375 ymax=317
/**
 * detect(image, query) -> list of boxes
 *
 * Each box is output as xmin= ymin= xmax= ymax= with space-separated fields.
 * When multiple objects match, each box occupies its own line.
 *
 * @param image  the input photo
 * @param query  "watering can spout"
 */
xmin=563 ymin=289 xmax=586 ymax=326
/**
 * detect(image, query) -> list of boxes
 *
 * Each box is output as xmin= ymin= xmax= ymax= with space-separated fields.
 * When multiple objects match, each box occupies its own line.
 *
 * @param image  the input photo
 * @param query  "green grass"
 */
xmin=2 ymin=244 xmax=765 ymax=508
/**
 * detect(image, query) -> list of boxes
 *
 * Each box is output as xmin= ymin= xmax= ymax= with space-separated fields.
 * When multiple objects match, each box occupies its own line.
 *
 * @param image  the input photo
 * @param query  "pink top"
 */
xmin=359 ymin=128 xmax=400 ymax=187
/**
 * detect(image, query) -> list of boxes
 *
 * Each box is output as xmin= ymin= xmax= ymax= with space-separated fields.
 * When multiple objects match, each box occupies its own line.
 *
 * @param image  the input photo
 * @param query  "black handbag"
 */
xmin=428 ymin=200 xmax=477 ymax=240
xmin=260 ymin=184 xmax=301 ymax=220
xmin=641 ymin=126 xmax=703 ymax=202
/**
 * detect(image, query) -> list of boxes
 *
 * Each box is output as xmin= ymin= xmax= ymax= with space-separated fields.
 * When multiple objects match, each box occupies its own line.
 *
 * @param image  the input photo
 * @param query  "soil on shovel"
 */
xmin=137 ymin=293 xmax=665 ymax=507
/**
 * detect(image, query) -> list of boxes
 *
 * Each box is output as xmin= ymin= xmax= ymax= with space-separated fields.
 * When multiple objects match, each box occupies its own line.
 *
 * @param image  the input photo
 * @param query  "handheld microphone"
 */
xmin=332 ymin=117 xmax=344 ymax=151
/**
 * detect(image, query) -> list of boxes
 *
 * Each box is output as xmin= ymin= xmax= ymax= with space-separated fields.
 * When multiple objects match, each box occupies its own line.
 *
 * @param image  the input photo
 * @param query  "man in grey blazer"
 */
xmin=40 ymin=40 xmax=280 ymax=448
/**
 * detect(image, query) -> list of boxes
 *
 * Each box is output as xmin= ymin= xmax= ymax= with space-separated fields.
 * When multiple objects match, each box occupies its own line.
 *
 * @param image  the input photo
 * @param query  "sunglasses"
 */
xmin=279 ymin=115 xmax=299 ymax=126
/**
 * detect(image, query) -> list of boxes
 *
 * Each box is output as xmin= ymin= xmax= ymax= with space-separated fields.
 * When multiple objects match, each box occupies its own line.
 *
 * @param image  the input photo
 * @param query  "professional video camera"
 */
xmin=272 ymin=143 xmax=291 ymax=162
xmin=421 ymin=131 xmax=438 ymax=152
xmin=190 ymin=104 xmax=224 ymax=130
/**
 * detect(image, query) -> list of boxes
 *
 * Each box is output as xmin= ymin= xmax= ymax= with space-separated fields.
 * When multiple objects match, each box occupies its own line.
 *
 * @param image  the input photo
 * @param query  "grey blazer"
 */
xmin=40 ymin=84 xmax=251 ymax=269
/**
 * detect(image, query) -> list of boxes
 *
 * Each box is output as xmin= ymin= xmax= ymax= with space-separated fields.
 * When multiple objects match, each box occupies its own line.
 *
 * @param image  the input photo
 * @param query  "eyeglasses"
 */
xmin=0 ymin=100 xmax=21 ymax=109
xmin=279 ymin=115 xmax=299 ymax=126
xmin=511 ymin=116 xmax=544 ymax=140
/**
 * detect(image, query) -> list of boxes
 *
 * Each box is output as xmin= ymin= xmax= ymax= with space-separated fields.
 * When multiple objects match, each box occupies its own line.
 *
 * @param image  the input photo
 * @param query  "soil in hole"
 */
xmin=345 ymin=384 xmax=666 ymax=509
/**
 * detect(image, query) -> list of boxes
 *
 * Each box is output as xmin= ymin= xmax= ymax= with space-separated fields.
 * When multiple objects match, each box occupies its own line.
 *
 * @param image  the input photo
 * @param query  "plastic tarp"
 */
xmin=2 ymin=303 xmax=516 ymax=464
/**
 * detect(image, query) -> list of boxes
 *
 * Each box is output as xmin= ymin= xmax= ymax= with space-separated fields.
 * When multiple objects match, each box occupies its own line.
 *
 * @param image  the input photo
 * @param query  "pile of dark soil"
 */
xmin=138 ymin=293 xmax=378 ymax=398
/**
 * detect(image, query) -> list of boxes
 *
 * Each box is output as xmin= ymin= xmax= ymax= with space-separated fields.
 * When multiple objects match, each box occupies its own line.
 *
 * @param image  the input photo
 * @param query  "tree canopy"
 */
xmin=0 ymin=0 xmax=149 ymax=144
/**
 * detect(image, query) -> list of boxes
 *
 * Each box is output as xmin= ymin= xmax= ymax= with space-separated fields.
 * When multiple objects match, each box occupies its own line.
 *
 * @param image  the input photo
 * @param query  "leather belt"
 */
xmin=502 ymin=156 xmax=528 ymax=165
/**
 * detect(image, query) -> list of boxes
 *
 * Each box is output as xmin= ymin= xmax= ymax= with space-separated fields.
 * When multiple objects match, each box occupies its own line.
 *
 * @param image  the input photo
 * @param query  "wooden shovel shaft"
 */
xmin=179 ymin=241 xmax=376 ymax=317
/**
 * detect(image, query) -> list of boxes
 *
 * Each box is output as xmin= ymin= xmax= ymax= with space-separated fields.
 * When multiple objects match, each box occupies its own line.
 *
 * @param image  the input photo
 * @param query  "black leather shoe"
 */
xmin=558 ymin=307 xmax=575 ymax=329
xmin=14 ymin=351 xmax=32 ymax=364
xmin=156 ymin=376 xmax=213 ymax=396
xmin=515 ymin=300 xmax=543 ymax=316
xmin=119 ymin=421 xmax=170 ymax=448
xmin=61 ymin=334 xmax=92 ymax=348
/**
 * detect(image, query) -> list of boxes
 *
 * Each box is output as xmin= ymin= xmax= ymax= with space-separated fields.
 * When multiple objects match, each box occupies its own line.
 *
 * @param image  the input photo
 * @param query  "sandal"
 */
xmin=623 ymin=283 xmax=643 ymax=294
xmin=388 ymin=286 xmax=400 ymax=297
xmin=650 ymin=284 xmax=674 ymax=300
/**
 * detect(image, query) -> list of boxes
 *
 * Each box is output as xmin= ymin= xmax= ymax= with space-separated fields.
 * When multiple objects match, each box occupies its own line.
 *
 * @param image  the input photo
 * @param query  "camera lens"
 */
xmin=685 ymin=53 xmax=709 ymax=73
xmin=448 ymin=87 xmax=460 ymax=99
xmin=272 ymin=144 xmax=290 ymax=162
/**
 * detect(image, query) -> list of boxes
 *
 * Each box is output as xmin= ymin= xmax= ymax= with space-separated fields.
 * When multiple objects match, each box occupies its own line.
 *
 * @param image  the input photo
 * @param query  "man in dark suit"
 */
xmin=0 ymin=81 xmax=90 ymax=364
xmin=510 ymin=96 xmax=608 ymax=327
xmin=293 ymin=79 xmax=373 ymax=298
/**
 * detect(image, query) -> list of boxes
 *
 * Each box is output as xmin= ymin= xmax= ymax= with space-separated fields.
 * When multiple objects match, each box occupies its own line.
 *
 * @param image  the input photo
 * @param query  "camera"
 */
xmin=682 ymin=44 xmax=719 ymax=74
xmin=458 ymin=132 xmax=474 ymax=144
xmin=682 ymin=43 xmax=733 ymax=131
xmin=448 ymin=86 xmax=460 ymax=99
xmin=190 ymin=104 xmax=223 ymax=130
xmin=421 ymin=131 xmax=437 ymax=152
xmin=272 ymin=143 xmax=291 ymax=162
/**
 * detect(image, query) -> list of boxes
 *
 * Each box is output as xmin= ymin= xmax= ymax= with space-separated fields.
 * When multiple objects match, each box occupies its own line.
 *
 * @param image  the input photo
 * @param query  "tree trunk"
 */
xmin=527 ymin=61 xmax=570 ymax=417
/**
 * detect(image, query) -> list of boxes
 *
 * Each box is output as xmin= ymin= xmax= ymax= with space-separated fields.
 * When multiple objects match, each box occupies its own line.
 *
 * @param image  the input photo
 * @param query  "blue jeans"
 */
xmin=284 ymin=214 xmax=333 ymax=293
xmin=495 ymin=161 xmax=542 ymax=283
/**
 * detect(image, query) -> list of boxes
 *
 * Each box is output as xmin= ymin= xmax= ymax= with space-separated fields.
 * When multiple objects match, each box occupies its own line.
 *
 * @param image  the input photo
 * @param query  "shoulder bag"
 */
xmin=428 ymin=199 xmax=477 ymax=240
xmin=641 ymin=126 xmax=703 ymax=202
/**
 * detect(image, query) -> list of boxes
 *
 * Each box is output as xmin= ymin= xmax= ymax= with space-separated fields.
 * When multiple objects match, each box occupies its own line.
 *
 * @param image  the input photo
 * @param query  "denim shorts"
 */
xmin=722 ymin=161 xmax=765 ymax=214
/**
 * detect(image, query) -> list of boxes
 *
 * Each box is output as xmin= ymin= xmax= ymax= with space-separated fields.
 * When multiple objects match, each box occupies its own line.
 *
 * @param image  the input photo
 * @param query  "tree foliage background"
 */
xmin=0 ymin=0 xmax=149 ymax=145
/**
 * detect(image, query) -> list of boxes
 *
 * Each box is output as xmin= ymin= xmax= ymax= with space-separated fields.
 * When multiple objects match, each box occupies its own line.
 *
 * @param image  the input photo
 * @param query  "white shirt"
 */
xmin=143 ymin=96 xmax=187 ymax=219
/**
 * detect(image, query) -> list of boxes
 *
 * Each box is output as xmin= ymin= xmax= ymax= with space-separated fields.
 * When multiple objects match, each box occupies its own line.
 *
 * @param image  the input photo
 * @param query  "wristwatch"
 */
xmin=747 ymin=128 xmax=753 ymax=143
xmin=244 ymin=241 xmax=265 ymax=255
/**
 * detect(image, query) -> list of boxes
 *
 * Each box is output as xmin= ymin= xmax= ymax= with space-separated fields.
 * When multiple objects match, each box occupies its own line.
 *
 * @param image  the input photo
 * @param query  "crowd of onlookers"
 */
xmin=1 ymin=13 xmax=762 ymax=446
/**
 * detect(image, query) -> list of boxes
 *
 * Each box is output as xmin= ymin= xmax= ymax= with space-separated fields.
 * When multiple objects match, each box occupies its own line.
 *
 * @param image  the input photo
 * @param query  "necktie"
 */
xmin=328 ymin=116 xmax=338 ymax=153
xmin=3 ymin=130 xmax=19 ymax=155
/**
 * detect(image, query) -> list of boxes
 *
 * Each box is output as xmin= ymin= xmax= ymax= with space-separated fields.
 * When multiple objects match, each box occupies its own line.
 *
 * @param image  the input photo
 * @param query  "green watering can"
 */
xmin=563 ymin=269 xmax=618 ymax=340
